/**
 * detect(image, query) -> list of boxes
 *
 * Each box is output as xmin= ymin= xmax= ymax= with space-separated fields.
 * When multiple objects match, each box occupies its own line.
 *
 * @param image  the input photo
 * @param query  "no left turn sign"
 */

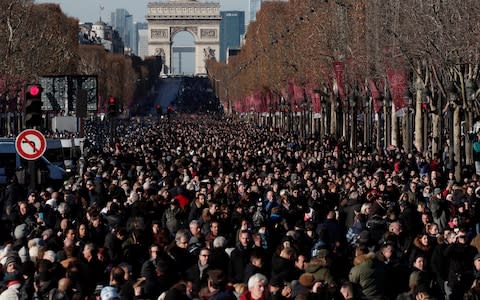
xmin=15 ymin=129 xmax=47 ymax=160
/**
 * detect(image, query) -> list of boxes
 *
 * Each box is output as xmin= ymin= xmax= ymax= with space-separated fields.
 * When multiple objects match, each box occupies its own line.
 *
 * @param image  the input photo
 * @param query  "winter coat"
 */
xmin=271 ymin=254 xmax=296 ymax=283
xmin=304 ymin=260 xmax=334 ymax=284
xmin=228 ymin=245 xmax=252 ymax=283
xmin=429 ymin=197 xmax=449 ymax=232
xmin=348 ymin=252 xmax=385 ymax=299
xmin=162 ymin=207 xmax=183 ymax=234
xmin=238 ymin=291 xmax=266 ymax=300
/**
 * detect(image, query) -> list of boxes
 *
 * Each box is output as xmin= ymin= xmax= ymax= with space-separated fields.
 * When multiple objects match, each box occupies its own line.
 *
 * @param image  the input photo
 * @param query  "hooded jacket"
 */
xmin=348 ymin=252 xmax=385 ymax=299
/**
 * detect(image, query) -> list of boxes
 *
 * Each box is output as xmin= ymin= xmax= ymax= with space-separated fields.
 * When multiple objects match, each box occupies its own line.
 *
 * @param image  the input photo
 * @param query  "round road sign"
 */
xmin=15 ymin=129 xmax=47 ymax=160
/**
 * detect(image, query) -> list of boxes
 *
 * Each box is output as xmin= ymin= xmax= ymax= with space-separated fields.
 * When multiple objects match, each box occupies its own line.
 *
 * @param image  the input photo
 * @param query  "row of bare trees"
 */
xmin=0 ymin=1 xmax=161 ymax=110
xmin=206 ymin=0 xmax=480 ymax=178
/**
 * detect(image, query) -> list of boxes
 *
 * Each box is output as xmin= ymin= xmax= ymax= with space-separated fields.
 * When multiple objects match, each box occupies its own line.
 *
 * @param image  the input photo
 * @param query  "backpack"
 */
xmin=473 ymin=141 xmax=480 ymax=153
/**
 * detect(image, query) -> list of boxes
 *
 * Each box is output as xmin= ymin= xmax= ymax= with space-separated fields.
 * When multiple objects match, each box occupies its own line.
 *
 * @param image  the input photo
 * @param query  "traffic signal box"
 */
xmin=108 ymin=96 xmax=118 ymax=117
xmin=25 ymin=84 xmax=43 ymax=128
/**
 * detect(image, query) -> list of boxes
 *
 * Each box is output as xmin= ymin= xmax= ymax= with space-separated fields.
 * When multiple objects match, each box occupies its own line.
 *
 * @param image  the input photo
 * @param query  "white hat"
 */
xmin=101 ymin=286 xmax=119 ymax=300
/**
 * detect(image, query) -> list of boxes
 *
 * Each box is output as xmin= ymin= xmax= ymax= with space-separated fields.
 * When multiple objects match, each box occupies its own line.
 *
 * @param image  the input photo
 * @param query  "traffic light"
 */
xmin=107 ymin=96 xmax=117 ymax=117
xmin=25 ymin=84 xmax=43 ymax=128
xmin=155 ymin=104 xmax=162 ymax=115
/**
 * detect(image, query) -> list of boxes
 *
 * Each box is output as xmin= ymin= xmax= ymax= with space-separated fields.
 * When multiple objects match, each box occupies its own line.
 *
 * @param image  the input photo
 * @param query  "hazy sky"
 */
xmin=35 ymin=0 xmax=249 ymax=23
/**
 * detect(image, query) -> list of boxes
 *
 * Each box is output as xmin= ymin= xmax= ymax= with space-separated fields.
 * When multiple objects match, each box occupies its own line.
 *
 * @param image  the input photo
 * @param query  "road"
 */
xmin=151 ymin=78 xmax=182 ymax=114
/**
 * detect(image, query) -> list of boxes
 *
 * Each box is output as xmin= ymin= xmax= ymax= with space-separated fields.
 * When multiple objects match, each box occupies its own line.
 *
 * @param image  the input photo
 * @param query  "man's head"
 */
xmin=239 ymin=230 xmax=251 ymax=248
xmin=207 ymin=269 xmax=226 ymax=292
xmin=175 ymin=230 xmax=190 ymax=249
xmin=198 ymin=248 xmax=210 ymax=266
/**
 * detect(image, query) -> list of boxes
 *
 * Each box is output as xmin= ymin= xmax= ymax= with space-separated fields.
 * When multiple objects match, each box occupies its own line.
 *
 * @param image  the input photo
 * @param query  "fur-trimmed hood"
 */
xmin=353 ymin=252 xmax=376 ymax=266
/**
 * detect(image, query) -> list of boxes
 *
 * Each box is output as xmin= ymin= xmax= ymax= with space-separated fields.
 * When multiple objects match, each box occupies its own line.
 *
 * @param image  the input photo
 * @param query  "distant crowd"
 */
xmin=1 ymin=115 xmax=480 ymax=300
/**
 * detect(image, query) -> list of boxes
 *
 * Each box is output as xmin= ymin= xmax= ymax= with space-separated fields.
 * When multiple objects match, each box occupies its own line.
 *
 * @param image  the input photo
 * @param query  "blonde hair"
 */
xmin=233 ymin=283 xmax=247 ymax=295
xmin=360 ymin=203 xmax=371 ymax=215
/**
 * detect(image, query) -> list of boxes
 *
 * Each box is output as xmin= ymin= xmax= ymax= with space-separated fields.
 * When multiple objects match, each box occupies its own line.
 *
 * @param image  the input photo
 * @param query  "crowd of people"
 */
xmin=0 ymin=114 xmax=480 ymax=300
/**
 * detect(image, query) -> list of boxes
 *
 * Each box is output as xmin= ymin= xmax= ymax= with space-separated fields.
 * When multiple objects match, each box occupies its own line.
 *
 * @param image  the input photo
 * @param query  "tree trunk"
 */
xmin=402 ymin=115 xmax=408 ymax=151
xmin=414 ymin=77 xmax=424 ymax=152
xmin=453 ymin=105 xmax=462 ymax=180
xmin=392 ymin=105 xmax=399 ymax=147
xmin=330 ymin=95 xmax=337 ymax=138
xmin=465 ymin=109 xmax=473 ymax=166
xmin=431 ymin=113 xmax=440 ymax=156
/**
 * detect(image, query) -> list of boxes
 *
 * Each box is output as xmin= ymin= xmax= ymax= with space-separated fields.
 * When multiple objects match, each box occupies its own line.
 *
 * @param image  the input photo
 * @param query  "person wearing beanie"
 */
xmin=100 ymin=286 xmax=119 ymax=300
xmin=0 ymin=272 xmax=22 ymax=300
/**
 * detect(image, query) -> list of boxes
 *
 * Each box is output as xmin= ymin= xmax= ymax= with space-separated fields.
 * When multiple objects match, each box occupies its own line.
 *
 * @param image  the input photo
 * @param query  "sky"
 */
xmin=35 ymin=0 xmax=249 ymax=23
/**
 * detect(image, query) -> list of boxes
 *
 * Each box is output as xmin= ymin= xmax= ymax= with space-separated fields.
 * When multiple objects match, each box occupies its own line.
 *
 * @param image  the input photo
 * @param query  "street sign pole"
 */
xmin=28 ymin=160 xmax=35 ymax=192
xmin=15 ymin=129 xmax=47 ymax=192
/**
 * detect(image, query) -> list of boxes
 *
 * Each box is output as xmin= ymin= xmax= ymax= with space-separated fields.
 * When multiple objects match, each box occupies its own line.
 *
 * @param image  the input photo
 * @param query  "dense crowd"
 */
xmin=1 ymin=115 xmax=480 ymax=300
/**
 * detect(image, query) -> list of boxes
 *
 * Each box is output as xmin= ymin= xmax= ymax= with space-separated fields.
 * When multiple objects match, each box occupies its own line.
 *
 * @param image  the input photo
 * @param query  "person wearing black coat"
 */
xmin=243 ymin=249 xmax=266 ymax=284
xmin=208 ymin=237 xmax=230 ymax=275
xmin=271 ymin=246 xmax=296 ymax=283
xmin=228 ymin=230 xmax=252 ymax=283
xmin=184 ymin=248 xmax=211 ymax=297
xmin=444 ymin=232 xmax=478 ymax=300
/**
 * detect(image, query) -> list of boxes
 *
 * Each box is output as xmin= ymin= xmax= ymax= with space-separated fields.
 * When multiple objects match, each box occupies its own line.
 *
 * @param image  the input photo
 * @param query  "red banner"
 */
xmin=333 ymin=61 xmax=346 ymax=103
xmin=386 ymin=67 xmax=408 ymax=110
xmin=368 ymin=79 xmax=382 ymax=113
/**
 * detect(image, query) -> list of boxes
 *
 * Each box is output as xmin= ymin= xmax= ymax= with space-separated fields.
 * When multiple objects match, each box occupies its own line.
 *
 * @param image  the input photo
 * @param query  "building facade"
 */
xmin=249 ymin=0 xmax=262 ymax=23
xmin=111 ymin=8 xmax=134 ymax=52
xmin=219 ymin=11 xmax=245 ymax=63
xmin=147 ymin=0 xmax=221 ymax=75
xmin=79 ymin=21 xmax=124 ymax=54
xmin=137 ymin=29 xmax=149 ymax=59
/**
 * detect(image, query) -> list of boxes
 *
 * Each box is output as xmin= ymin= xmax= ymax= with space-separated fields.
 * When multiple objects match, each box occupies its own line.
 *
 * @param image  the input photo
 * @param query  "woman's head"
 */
xmin=247 ymin=273 xmax=267 ymax=299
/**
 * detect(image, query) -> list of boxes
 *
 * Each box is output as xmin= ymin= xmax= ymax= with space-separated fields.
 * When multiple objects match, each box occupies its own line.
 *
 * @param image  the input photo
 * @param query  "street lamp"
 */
xmin=321 ymin=93 xmax=327 ymax=136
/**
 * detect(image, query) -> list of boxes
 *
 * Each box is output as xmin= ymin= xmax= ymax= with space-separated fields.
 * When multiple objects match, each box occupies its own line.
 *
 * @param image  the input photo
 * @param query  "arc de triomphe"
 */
xmin=146 ymin=0 xmax=221 ymax=75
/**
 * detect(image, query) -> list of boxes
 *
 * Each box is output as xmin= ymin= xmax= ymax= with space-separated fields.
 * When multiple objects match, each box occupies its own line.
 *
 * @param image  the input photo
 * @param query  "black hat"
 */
xmin=474 ymin=253 xmax=480 ymax=261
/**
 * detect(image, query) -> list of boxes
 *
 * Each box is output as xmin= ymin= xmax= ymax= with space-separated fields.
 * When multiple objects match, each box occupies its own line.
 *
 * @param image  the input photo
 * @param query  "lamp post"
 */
xmin=280 ymin=98 xmax=286 ymax=131
xmin=320 ymin=94 xmax=326 ymax=137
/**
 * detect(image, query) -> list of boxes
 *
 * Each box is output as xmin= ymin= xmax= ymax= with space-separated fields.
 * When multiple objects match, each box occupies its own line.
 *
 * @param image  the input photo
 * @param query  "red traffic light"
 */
xmin=28 ymin=85 xmax=41 ymax=97
xmin=108 ymin=97 xmax=116 ymax=105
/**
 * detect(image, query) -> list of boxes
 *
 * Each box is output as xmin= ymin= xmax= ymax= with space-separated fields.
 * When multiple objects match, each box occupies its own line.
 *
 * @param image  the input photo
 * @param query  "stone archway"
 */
xmin=147 ymin=0 xmax=221 ymax=75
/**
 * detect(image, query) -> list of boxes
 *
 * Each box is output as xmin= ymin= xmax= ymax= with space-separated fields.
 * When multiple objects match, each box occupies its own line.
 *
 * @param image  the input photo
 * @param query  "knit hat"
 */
xmin=298 ymin=273 xmax=316 ymax=289
xmin=14 ymin=224 xmax=28 ymax=240
xmin=101 ymin=286 xmax=119 ymax=300
xmin=43 ymin=250 xmax=56 ymax=263
xmin=474 ymin=253 xmax=480 ymax=262
xmin=4 ymin=255 xmax=19 ymax=267
xmin=42 ymin=229 xmax=54 ymax=239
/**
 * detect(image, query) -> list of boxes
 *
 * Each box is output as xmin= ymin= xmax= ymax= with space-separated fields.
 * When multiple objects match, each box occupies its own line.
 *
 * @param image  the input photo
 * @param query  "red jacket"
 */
xmin=238 ymin=291 xmax=266 ymax=300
